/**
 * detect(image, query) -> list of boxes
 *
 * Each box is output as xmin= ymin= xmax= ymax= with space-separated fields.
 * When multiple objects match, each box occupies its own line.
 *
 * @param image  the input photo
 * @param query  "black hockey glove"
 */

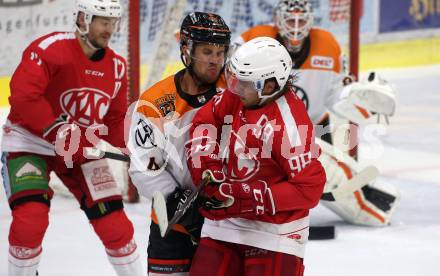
xmin=166 ymin=187 xmax=204 ymax=238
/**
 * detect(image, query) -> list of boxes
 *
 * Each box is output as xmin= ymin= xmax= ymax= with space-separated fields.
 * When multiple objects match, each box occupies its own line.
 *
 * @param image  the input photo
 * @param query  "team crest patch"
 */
xmin=8 ymin=155 xmax=49 ymax=195
xmin=154 ymin=94 xmax=176 ymax=117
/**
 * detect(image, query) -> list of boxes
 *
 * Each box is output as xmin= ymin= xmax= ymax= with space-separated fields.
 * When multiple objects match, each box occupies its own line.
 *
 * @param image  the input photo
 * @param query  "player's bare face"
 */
xmin=191 ymin=43 xmax=226 ymax=84
xmin=88 ymin=16 xmax=119 ymax=48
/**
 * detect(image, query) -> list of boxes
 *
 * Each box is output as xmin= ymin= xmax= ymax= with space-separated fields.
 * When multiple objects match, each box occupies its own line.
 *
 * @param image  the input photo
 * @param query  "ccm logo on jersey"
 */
xmin=85 ymin=69 xmax=104 ymax=77
xmin=311 ymin=56 xmax=334 ymax=69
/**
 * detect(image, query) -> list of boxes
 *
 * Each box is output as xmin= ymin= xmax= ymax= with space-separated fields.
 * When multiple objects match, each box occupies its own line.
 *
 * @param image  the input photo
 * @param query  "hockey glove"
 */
xmin=201 ymin=180 xmax=276 ymax=220
xmin=199 ymin=168 xmax=226 ymax=198
xmin=43 ymin=114 xmax=89 ymax=164
xmin=165 ymin=187 xmax=204 ymax=238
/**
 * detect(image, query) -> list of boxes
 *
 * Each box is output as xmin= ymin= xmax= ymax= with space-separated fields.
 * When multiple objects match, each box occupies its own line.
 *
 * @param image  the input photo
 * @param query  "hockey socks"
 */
xmin=106 ymin=239 xmax=144 ymax=276
xmin=9 ymin=202 xmax=49 ymax=248
xmin=8 ymin=245 xmax=42 ymax=276
xmin=8 ymin=202 xmax=49 ymax=276
xmin=90 ymin=209 xmax=144 ymax=275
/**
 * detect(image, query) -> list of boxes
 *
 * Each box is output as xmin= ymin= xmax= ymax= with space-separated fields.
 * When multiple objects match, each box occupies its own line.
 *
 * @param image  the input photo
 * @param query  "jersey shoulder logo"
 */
xmin=60 ymin=88 xmax=111 ymax=127
xmin=311 ymin=55 xmax=334 ymax=69
xmin=135 ymin=118 xmax=157 ymax=149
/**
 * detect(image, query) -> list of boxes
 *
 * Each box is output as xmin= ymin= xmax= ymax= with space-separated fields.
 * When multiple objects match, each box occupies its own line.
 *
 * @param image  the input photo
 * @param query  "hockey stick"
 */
xmin=84 ymin=147 xmax=129 ymax=162
xmin=321 ymin=165 xmax=379 ymax=201
xmin=153 ymin=187 xmax=338 ymax=240
xmin=153 ymin=175 xmax=212 ymax=238
xmin=152 ymin=191 xmax=169 ymax=237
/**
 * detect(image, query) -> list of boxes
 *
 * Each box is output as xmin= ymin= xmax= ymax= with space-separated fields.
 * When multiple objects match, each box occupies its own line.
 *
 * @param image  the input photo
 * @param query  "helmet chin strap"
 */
xmin=76 ymin=17 xmax=101 ymax=51
xmin=257 ymin=86 xmax=286 ymax=106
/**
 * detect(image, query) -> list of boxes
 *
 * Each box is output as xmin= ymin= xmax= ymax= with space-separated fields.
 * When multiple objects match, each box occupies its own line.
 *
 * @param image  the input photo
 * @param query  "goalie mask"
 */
xmin=226 ymin=37 xmax=292 ymax=107
xmin=180 ymin=12 xmax=231 ymax=69
xmin=73 ymin=0 xmax=122 ymax=48
xmin=274 ymin=0 xmax=314 ymax=53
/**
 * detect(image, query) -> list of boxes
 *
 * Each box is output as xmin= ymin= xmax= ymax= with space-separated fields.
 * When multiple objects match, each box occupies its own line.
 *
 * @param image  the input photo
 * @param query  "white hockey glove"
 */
xmin=333 ymin=71 xmax=397 ymax=124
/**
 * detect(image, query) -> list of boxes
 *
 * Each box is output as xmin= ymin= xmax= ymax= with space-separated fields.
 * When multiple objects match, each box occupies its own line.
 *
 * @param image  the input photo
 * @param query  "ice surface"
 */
xmin=1 ymin=65 xmax=440 ymax=275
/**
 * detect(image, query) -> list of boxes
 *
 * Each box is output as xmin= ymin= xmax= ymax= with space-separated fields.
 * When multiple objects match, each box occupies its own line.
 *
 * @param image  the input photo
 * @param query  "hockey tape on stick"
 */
xmin=152 ymin=191 xmax=169 ymax=237
xmin=321 ymin=165 xmax=379 ymax=201
xmin=84 ymin=147 xmax=129 ymax=162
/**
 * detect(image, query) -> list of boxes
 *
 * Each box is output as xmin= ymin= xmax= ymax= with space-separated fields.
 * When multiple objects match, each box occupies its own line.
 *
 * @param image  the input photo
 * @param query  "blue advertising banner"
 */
xmin=380 ymin=0 xmax=440 ymax=33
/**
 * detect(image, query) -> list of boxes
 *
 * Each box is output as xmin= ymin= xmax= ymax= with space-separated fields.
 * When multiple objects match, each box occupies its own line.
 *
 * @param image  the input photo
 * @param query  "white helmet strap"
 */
xmin=75 ymin=12 xmax=100 ymax=50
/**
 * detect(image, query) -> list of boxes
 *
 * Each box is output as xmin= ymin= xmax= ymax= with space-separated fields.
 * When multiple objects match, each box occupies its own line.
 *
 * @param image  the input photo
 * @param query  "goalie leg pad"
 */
xmin=322 ymin=181 xmax=400 ymax=226
xmin=9 ymin=202 xmax=49 ymax=249
xmin=90 ymin=209 xmax=134 ymax=250
xmin=319 ymin=151 xmax=400 ymax=226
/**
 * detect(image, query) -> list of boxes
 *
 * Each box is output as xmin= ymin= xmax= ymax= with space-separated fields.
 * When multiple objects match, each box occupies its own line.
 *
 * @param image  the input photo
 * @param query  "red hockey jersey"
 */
xmin=187 ymin=89 xmax=326 ymax=257
xmin=3 ymin=32 xmax=127 ymax=155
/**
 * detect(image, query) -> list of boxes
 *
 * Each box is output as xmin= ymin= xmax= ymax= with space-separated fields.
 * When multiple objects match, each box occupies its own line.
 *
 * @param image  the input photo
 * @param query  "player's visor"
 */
xmin=225 ymin=64 xmax=261 ymax=97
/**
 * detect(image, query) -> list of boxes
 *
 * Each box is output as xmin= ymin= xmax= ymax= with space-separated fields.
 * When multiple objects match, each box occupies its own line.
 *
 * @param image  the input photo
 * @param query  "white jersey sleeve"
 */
xmin=127 ymin=111 xmax=178 ymax=199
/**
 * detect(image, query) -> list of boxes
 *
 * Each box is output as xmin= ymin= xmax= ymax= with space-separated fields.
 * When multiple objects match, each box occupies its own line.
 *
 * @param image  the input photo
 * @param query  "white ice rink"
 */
xmin=1 ymin=65 xmax=440 ymax=275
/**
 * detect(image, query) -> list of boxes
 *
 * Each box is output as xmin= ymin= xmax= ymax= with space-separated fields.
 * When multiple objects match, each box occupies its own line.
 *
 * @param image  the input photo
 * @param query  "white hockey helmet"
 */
xmin=226 ymin=37 xmax=292 ymax=105
xmin=74 ymin=0 xmax=122 ymax=35
xmin=274 ymin=0 xmax=314 ymax=52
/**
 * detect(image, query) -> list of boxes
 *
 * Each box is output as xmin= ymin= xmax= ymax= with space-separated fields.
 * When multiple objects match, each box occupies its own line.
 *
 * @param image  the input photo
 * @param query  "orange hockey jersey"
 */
xmin=234 ymin=25 xmax=345 ymax=124
xmin=128 ymin=69 xmax=226 ymax=199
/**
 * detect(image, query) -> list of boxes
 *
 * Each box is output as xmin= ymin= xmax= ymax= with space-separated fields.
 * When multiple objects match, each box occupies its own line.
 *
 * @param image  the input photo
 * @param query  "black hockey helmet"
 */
xmin=180 ymin=12 xmax=231 ymax=48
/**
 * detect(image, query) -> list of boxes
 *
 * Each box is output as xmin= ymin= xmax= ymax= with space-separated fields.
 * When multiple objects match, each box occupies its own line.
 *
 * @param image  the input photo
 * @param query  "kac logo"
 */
xmin=60 ymin=88 xmax=110 ymax=127
xmin=229 ymin=131 xmax=260 ymax=182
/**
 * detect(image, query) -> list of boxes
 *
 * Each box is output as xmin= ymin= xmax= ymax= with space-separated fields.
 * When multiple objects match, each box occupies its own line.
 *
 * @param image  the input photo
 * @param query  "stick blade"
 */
xmin=152 ymin=191 xmax=168 ymax=238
